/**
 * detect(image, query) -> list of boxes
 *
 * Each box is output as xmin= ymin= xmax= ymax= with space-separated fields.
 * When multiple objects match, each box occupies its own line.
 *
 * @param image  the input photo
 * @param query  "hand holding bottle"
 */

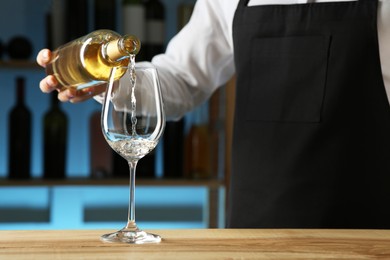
xmin=36 ymin=30 xmax=140 ymax=103
xmin=36 ymin=48 xmax=106 ymax=103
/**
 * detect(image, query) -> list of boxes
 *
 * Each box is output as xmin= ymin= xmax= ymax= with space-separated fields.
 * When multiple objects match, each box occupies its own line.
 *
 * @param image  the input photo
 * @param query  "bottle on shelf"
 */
xmin=112 ymin=150 xmax=131 ymax=178
xmin=94 ymin=0 xmax=117 ymax=31
xmin=49 ymin=0 xmax=89 ymax=49
xmin=8 ymin=77 xmax=31 ymax=179
xmin=0 ymin=38 xmax=4 ymax=60
xmin=177 ymin=3 xmax=195 ymax=31
xmin=112 ymin=147 xmax=157 ymax=178
xmin=122 ymin=0 xmax=146 ymax=61
xmin=184 ymin=103 xmax=212 ymax=179
xmin=45 ymin=29 xmax=141 ymax=90
xmin=65 ymin=0 xmax=89 ymax=42
xmin=89 ymin=109 xmax=113 ymax=178
xmin=144 ymin=0 xmax=165 ymax=61
xmin=162 ymin=2 xmax=194 ymax=179
xmin=163 ymin=119 xmax=184 ymax=178
xmin=137 ymin=148 xmax=156 ymax=179
xmin=43 ymin=92 xmax=68 ymax=179
xmin=50 ymin=0 xmax=66 ymax=48
xmin=208 ymin=88 xmax=224 ymax=180
xmin=131 ymin=0 xmax=166 ymax=178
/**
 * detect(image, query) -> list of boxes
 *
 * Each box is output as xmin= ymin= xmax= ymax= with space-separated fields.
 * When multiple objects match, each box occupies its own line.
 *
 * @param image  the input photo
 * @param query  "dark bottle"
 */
xmin=90 ymin=110 xmax=112 ymax=178
xmin=111 ymin=149 xmax=157 ymax=179
xmin=112 ymin=150 xmax=130 ymax=178
xmin=137 ymin=148 xmax=156 ymax=178
xmin=94 ymin=0 xmax=117 ymax=31
xmin=144 ymin=0 xmax=165 ymax=61
xmin=43 ymin=92 xmax=68 ymax=179
xmin=0 ymin=38 xmax=4 ymax=59
xmin=65 ymin=0 xmax=88 ymax=42
xmin=162 ymin=2 xmax=192 ymax=179
xmin=163 ymin=120 xmax=184 ymax=178
xmin=122 ymin=0 xmax=146 ymax=61
xmin=8 ymin=77 xmax=31 ymax=179
xmin=184 ymin=104 xmax=212 ymax=179
xmin=131 ymin=0 xmax=165 ymax=178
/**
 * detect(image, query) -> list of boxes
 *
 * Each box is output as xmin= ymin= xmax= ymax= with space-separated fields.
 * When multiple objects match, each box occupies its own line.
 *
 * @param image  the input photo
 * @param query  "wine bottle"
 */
xmin=65 ymin=0 xmax=89 ymax=42
xmin=94 ymin=0 xmax=117 ymax=31
xmin=163 ymin=119 xmax=184 ymax=178
xmin=46 ymin=11 xmax=53 ymax=50
xmin=0 ymin=38 xmax=4 ymax=59
xmin=51 ymin=0 xmax=66 ymax=48
xmin=144 ymin=0 xmax=165 ymax=61
xmin=89 ymin=110 xmax=113 ymax=178
xmin=177 ymin=3 xmax=194 ymax=31
xmin=137 ymin=148 xmax=156 ymax=178
xmin=8 ymin=77 xmax=31 ymax=179
xmin=162 ymin=2 xmax=193 ymax=179
xmin=112 ymin=150 xmax=130 ymax=178
xmin=45 ymin=30 xmax=141 ymax=90
xmin=122 ymin=0 xmax=146 ymax=61
xmin=43 ymin=92 xmax=68 ymax=179
xmin=132 ymin=0 xmax=165 ymax=178
xmin=209 ymin=88 xmax=223 ymax=180
xmin=184 ymin=104 xmax=212 ymax=179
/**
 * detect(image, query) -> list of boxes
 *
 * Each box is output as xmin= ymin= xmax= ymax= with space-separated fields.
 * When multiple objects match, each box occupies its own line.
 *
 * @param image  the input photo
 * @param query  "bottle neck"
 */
xmin=50 ymin=92 xmax=60 ymax=108
xmin=16 ymin=77 xmax=25 ymax=105
xmin=102 ymin=35 xmax=141 ymax=63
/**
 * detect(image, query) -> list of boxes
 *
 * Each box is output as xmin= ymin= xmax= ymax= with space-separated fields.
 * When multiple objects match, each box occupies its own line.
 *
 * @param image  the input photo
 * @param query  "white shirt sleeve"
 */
xmin=151 ymin=0 xmax=237 ymax=120
xmin=95 ymin=0 xmax=390 ymax=119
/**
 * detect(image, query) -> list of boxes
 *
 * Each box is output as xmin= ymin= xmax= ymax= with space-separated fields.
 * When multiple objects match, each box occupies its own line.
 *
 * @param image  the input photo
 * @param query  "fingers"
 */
xmin=59 ymin=84 xmax=107 ymax=103
xmin=40 ymin=75 xmax=75 ymax=102
xmin=37 ymin=48 xmax=106 ymax=103
xmin=58 ymin=88 xmax=77 ymax=102
xmin=36 ymin=49 xmax=52 ymax=67
xmin=40 ymin=75 xmax=106 ymax=103
xmin=39 ymin=75 xmax=59 ymax=93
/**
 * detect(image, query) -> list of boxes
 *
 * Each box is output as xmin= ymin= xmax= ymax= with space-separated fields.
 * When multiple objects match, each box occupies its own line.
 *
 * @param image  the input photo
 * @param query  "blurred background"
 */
xmin=0 ymin=0 xmax=228 ymax=230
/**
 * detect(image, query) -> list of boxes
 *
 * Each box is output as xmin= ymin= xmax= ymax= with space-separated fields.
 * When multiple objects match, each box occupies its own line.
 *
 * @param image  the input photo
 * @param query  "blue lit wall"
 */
xmin=0 ymin=0 xmax=196 ymax=177
xmin=0 ymin=0 xmax=224 ymax=230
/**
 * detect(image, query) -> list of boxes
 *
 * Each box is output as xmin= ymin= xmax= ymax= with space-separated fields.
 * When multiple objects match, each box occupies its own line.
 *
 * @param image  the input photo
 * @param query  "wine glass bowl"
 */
xmin=100 ymin=62 xmax=165 ymax=244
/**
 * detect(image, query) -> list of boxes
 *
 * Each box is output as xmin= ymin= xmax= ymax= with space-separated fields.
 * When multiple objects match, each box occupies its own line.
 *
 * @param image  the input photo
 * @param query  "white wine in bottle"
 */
xmin=46 ymin=29 xmax=141 ymax=90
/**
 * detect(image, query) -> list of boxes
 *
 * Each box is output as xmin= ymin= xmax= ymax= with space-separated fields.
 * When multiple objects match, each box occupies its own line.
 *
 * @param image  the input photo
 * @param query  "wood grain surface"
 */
xmin=0 ymin=229 xmax=389 ymax=259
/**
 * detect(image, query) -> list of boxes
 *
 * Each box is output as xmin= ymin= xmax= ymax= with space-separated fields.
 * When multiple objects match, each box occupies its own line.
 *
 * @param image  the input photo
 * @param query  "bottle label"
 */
xmin=146 ymin=20 xmax=165 ymax=45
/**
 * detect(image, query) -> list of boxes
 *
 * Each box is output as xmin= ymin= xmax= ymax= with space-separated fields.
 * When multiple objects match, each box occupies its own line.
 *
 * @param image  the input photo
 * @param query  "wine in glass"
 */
xmin=100 ymin=61 xmax=165 ymax=244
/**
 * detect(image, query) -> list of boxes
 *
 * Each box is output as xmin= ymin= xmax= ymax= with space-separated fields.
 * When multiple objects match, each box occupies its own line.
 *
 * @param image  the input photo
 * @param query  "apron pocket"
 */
xmin=246 ymin=35 xmax=330 ymax=123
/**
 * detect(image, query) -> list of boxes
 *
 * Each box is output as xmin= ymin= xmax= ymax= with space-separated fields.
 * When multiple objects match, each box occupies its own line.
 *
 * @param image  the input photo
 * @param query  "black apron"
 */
xmin=229 ymin=0 xmax=390 ymax=228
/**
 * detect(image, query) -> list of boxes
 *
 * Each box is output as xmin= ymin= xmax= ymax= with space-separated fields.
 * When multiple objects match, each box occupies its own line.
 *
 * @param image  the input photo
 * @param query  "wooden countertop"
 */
xmin=1 ymin=229 xmax=389 ymax=259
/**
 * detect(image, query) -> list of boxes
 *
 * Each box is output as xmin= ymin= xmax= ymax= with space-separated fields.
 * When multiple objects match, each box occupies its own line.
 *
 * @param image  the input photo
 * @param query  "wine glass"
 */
xmin=100 ymin=62 xmax=165 ymax=244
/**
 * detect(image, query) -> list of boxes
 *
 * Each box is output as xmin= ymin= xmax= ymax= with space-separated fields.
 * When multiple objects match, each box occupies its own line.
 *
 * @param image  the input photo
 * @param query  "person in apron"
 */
xmin=230 ymin=0 xmax=390 ymax=228
xmin=37 ymin=0 xmax=390 ymax=228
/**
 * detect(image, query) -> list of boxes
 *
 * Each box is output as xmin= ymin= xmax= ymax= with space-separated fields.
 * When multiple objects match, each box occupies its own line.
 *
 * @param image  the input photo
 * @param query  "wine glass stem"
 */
xmin=126 ymin=160 xmax=138 ymax=230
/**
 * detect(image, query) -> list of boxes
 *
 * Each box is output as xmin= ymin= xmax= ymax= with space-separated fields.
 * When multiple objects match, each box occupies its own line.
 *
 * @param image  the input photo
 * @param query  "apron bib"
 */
xmin=229 ymin=0 xmax=390 ymax=228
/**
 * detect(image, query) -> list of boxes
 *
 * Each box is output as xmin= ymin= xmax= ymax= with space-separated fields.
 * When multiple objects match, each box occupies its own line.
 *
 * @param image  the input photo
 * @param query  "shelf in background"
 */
xmin=0 ymin=178 xmax=225 ymax=228
xmin=0 ymin=60 xmax=42 ymax=70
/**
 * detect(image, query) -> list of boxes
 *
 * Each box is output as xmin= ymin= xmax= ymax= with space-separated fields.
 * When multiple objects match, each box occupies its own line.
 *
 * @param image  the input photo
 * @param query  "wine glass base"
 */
xmin=101 ymin=229 xmax=161 ymax=244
